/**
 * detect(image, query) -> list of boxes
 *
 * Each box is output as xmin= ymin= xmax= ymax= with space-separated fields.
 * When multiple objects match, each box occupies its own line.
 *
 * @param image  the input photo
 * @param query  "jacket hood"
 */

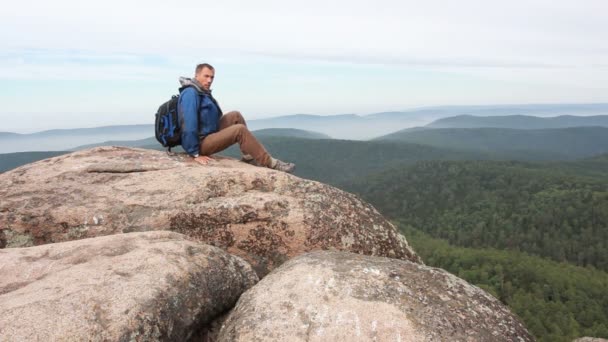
xmin=179 ymin=77 xmax=211 ymax=94
xmin=177 ymin=76 xmax=223 ymax=116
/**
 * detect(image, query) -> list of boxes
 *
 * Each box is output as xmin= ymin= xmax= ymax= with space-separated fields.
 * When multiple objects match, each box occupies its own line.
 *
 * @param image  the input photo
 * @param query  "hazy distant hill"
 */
xmin=251 ymin=128 xmax=331 ymax=139
xmin=0 ymin=151 xmax=69 ymax=173
xmin=70 ymin=128 xmax=330 ymax=150
xmin=4 ymin=131 xmax=600 ymax=177
xmin=400 ymin=103 xmax=608 ymax=118
xmin=71 ymin=137 xmax=158 ymax=151
xmin=249 ymin=104 xmax=608 ymax=140
xmin=65 ymin=135 xmax=584 ymax=180
xmin=0 ymin=132 xmax=20 ymax=138
xmin=375 ymin=126 xmax=608 ymax=159
xmin=427 ymin=114 xmax=608 ymax=129
xmin=4 ymin=104 xmax=608 ymax=153
xmin=0 ymin=125 xmax=153 ymax=153
xmin=206 ymin=137 xmax=517 ymax=186
xmin=247 ymin=113 xmax=420 ymax=140
xmin=31 ymin=124 xmax=151 ymax=137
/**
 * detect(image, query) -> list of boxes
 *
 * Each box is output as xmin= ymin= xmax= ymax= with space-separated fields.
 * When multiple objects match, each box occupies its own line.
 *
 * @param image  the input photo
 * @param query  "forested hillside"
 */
xmin=403 ymin=227 xmax=608 ymax=342
xmin=217 ymin=135 xmax=608 ymax=342
xmin=549 ymin=153 xmax=608 ymax=176
xmin=344 ymin=160 xmax=608 ymax=271
xmin=249 ymin=128 xmax=331 ymax=139
xmin=0 ymin=151 xmax=68 ymax=173
xmin=209 ymin=137 xmax=495 ymax=185
xmin=426 ymin=114 xmax=608 ymax=129
xmin=375 ymin=126 xmax=608 ymax=159
xmin=342 ymin=157 xmax=608 ymax=341
xmin=71 ymin=128 xmax=329 ymax=150
xmin=6 ymin=134 xmax=606 ymax=187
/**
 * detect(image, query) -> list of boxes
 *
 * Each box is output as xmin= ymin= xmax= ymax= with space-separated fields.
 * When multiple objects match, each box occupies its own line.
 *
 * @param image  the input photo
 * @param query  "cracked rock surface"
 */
xmin=218 ymin=251 xmax=534 ymax=342
xmin=0 ymin=231 xmax=258 ymax=341
xmin=0 ymin=146 xmax=419 ymax=276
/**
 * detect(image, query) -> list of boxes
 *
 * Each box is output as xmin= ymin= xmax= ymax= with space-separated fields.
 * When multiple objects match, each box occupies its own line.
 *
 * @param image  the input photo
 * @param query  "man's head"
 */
xmin=195 ymin=63 xmax=215 ymax=91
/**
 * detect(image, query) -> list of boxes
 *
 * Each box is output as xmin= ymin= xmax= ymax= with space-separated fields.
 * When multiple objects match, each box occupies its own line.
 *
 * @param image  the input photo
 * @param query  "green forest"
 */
xmin=340 ymin=158 xmax=608 ymax=341
xmin=402 ymin=226 xmax=608 ymax=342
xmin=375 ymin=126 xmax=608 ymax=159
xmin=344 ymin=160 xmax=608 ymax=272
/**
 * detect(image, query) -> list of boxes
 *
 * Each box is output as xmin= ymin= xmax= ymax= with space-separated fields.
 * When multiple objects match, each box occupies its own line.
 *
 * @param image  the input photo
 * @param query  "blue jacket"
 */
xmin=177 ymin=79 xmax=223 ymax=156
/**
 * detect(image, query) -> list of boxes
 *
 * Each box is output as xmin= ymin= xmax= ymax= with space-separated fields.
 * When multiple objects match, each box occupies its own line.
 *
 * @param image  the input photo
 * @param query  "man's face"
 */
xmin=195 ymin=67 xmax=215 ymax=91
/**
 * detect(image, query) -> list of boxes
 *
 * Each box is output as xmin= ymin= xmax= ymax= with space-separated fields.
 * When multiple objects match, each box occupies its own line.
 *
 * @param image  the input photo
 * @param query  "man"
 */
xmin=178 ymin=63 xmax=295 ymax=173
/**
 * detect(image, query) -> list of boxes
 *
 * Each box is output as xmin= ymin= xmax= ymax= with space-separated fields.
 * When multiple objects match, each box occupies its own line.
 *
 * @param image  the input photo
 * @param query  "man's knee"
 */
xmin=221 ymin=111 xmax=245 ymax=127
xmin=233 ymin=111 xmax=245 ymax=123
xmin=222 ymin=123 xmax=247 ymax=137
xmin=233 ymin=123 xmax=246 ymax=132
xmin=225 ymin=110 xmax=243 ymax=119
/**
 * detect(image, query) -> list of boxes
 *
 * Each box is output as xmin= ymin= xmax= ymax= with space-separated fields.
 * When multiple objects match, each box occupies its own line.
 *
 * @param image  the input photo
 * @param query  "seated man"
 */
xmin=178 ymin=63 xmax=295 ymax=173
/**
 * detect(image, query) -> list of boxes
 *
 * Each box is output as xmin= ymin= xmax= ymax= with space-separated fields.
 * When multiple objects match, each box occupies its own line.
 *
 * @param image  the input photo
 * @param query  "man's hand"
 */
xmin=193 ymin=155 xmax=214 ymax=165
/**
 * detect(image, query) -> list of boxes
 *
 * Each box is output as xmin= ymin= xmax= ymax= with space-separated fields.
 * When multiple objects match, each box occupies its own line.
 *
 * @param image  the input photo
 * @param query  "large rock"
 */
xmin=0 ymin=146 xmax=419 ymax=276
xmin=218 ymin=251 xmax=534 ymax=342
xmin=0 ymin=231 xmax=258 ymax=341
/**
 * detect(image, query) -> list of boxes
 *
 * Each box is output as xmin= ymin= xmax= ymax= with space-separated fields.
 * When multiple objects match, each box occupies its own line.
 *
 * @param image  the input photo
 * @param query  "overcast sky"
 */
xmin=1 ymin=0 xmax=607 ymax=133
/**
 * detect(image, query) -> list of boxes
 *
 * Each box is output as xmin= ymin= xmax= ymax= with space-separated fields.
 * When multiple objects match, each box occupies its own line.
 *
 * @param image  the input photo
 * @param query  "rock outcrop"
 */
xmin=218 ymin=251 xmax=534 ymax=342
xmin=0 ymin=146 xmax=419 ymax=276
xmin=0 ymin=231 xmax=258 ymax=341
xmin=0 ymin=147 xmax=537 ymax=340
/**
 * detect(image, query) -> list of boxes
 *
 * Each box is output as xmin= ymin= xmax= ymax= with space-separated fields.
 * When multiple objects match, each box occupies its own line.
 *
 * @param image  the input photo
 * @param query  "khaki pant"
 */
xmin=200 ymin=111 xmax=272 ymax=167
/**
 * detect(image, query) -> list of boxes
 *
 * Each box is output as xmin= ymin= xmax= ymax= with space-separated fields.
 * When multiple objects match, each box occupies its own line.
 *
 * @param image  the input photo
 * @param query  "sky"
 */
xmin=1 ymin=0 xmax=607 ymax=133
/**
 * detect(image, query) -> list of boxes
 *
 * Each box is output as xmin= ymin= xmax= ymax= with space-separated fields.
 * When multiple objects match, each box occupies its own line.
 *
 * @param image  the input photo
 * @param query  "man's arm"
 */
xmin=178 ymin=87 xmax=201 ymax=157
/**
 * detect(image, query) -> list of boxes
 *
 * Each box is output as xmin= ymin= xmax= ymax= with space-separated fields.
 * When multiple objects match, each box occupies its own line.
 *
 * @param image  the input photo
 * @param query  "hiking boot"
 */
xmin=272 ymin=159 xmax=295 ymax=173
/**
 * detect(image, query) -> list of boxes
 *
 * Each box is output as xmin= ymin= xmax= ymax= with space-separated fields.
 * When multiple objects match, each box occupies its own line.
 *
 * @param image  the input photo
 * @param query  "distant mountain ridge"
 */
xmin=376 ymin=126 xmax=608 ymax=159
xmin=70 ymin=128 xmax=330 ymax=151
xmin=247 ymin=113 xmax=418 ymax=140
xmin=248 ymin=128 xmax=331 ymax=139
xmin=249 ymin=104 xmax=608 ymax=139
xmin=0 ymin=151 xmax=69 ymax=173
xmin=398 ymin=103 xmax=608 ymax=116
xmin=71 ymin=137 xmax=158 ymax=151
xmin=0 ymin=125 xmax=154 ymax=154
xmin=427 ymin=114 xmax=608 ymax=129
xmin=0 ymin=132 xmax=20 ymax=138
xmin=3 ymin=103 xmax=608 ymax=153
xmin=0 ymin=138 xmax=491 ymax=180
xmin=2 ymin=124 xmax=152 ymax=137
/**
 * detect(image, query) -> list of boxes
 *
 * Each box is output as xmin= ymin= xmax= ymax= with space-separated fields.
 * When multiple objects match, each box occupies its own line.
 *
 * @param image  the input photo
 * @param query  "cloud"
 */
xmin=0 ymin=0 xmax=606 ymax=133
xmin=1 ymin=0 xmax=606 ymax=70
xmin=0 ymin=49 xmax=185 ymax=81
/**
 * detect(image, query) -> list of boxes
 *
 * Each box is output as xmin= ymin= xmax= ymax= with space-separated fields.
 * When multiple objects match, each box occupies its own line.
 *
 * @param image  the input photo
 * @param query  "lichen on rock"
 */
xmin=0 ymin=146 xmax=420 ymax=276
xmin=0 ymin=231 xmax=258 ymax=341
xmin=218 ymin=251 xmax=534 ymax=342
